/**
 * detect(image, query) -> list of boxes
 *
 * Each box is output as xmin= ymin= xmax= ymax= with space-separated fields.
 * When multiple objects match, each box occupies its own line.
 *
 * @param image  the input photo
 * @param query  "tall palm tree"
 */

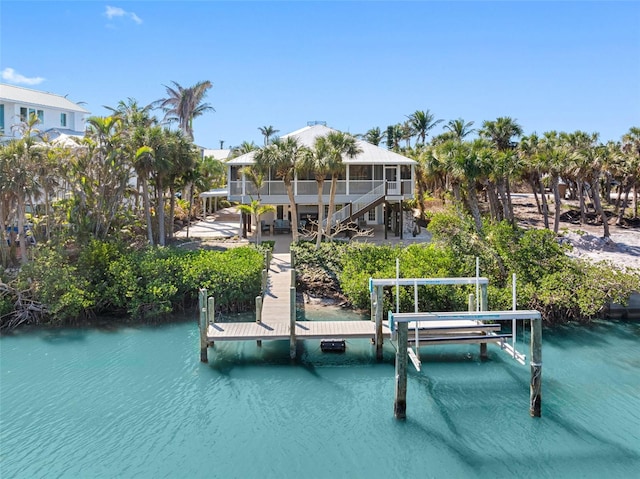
xmin=300 ymin=136 xmax=331 ymax=248
xmin=361 ymin=127 xmax=383 ymax=146
xmin=157 ymin=80 xmax=214 ymax=140
xmin=480 ymin=117 xmax=524 ymax=223
xmin=254 ymin=137 xmax=308 ymax=242
xmin=324 ymin=132 xmax=362 ymax=234
xmin=407 ymin=110 xmax=444 ymax=145
xmin=443 ymin=118 xmax=475 ymax=142
xmin=258 ymin=125 xmax=279 ymax=146
xmin=620 ymin=127 xmax=640 ymax=222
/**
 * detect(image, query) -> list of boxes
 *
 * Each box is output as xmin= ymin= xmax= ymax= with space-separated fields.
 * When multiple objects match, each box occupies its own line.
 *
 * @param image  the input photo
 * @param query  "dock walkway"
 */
xmin=205 ymin=253 xmax=387 ymax=344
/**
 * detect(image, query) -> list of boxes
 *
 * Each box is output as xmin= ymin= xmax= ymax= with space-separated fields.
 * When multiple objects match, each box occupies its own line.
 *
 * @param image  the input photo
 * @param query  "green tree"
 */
xmin=237 ymin=200 xmax=276 ymax=245
xmin=157 ymin=80 xmax=214 ymax=141
xmin=323 ymin=132 xmax=362 ymax=235
xmin=407 ymin=109 xmax=443 ymax=145
xmin=300 ymin=136 xmax=331 ymax=248
xmin=254 ymin=137 xmax=308 ymax=242
xmin=258 ymin=125 xmax=279 ymax=146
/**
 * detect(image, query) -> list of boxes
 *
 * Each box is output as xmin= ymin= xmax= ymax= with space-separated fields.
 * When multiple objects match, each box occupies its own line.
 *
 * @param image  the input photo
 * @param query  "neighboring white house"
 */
xmin=0 ymin=83 xmax=90 ymax=142
xmin=227 ymin=124 xmax=416 ymax=236
xmin=201 ymin=148 xmax=231 ymax=161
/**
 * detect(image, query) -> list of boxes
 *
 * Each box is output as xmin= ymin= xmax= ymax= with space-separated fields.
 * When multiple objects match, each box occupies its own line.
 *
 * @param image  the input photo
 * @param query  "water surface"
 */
xmin=1 ymin=311 xmax=639 ymax=478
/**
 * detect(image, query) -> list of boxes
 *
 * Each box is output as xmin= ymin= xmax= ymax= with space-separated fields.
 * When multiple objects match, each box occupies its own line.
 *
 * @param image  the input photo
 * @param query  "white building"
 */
xmin=0 ymin=83 xmax=90 ymax=142
xmin=228 ymin=124 xmax=416 ymax=237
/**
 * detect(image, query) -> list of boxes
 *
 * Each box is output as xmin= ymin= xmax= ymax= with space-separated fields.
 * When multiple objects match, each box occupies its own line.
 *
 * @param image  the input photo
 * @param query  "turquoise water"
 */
xmin=1 ymin=310 xmax=639 ymax=478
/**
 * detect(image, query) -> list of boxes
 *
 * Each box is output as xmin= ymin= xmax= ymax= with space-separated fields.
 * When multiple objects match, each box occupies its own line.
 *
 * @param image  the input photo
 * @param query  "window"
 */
xmin=60 ymin=113 xmax=67 ymax=127
xmin=20 ymin=107 xmax=44 ymax=123
xmin=350 ymin=165 xmax=372 ymax=180
xmin=0 ymin=104 xmax=4 ymax=132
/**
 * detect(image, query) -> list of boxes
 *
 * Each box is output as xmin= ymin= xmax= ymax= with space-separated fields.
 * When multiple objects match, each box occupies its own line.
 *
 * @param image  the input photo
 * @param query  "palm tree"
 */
xmin=254 ymin=137 xmax=308 ymax=242
xmin=444 ymin=118 xmax=475 ymax=142
xmin=480 ymin=117 xmax=524 ymax=223
xmin=620 ymin=127 xmax=640 ymax=222
xmin=156 ymin=80 xmax=214 ymax=140
xmin=323 ymin=132 xmax=362 ymax=234
xmin=237 ymin=200 xmax=275 ymax=245
xmin=300 ymin=136 xmax=331 ymax=248
xmin=361 ymin=127 xmax=383 ymax=146
xmin=407 ymin=110 xmax=444 ymax=145
xmin=231 ymin=141 xmax=259 ymax=158
xmin=258 ymin=125 xmax=279 ymax=146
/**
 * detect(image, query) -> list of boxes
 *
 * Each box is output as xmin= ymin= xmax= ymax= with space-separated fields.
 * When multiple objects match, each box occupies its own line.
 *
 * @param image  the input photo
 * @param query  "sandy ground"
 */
xmin=511 ymin=194 xmax=640 ymax=271
xmin=177 ymin=198 xmax=639 ymax=271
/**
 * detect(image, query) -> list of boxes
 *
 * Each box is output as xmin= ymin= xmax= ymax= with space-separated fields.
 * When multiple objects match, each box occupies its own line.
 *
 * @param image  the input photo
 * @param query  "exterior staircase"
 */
xmin=324 ymin=183 xmax=387 ymax=229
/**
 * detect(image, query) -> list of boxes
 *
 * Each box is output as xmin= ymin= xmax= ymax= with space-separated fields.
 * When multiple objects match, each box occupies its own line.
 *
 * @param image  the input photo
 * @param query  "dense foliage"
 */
xmin=1 ymin=242 xmax=263 ymax=328
xmin=293 ymin=210 xmax=640 ymax=325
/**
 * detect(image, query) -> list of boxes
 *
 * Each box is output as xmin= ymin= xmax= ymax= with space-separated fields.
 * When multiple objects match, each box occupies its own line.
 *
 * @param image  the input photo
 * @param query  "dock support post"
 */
xmin=375 ymin=286 xmax=384 ymax=360
xmin=289 ymin=286 xmax=297 ymax=359
xmin=479 ymin=284 xmax=488 ymax=359
xmin=256 ymin=295 xmax=263 ymax=347
xmin=198 ymin=289 xmax=208 ymax=363
xmin=290 ymin=268 xmax=295 ymax=289
xmin=394 ymin=320 xmax=408 ymax=419
xmin=530 ymin=318 xmax=542 ymax=417
xmin=207 ymin=296 xmax=215 ymax=347
xmin=261 ymin=268 xmax=268 ymax=293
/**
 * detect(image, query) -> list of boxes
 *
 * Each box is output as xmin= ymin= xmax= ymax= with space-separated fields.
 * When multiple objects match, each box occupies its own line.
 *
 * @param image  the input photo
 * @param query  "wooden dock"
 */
xmin=203 ymin=254 xmax=390 ymax=350
xmin=198 ymin=263 xmax=543 ymax=420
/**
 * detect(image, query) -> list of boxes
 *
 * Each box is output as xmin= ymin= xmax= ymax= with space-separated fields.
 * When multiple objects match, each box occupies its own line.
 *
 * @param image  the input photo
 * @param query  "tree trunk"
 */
xmin=577 ymin=179 xmax=586 ymax=225
xmin=466 ymin=180 xmax=483 ymax=232
xmin=17 ymin=197 xmax=28 ymax=264
xmin=315 ymin=179 xmax=324 ymax=249
xmin=157 ymin=182 xmax=166 ymax=246
xmin=590 ymin=174 xmax=609 ymax=238
xmin=633 ymin=182 xmax=638 ymax=219
xmin=496 ymin=178 xmax=511 ymax=222
xmin=142 ymin=177 xmax=154 ymax=246
xmin=551 ymin=175 xmax=562 ymax=234
xmin=539 ymin=176 xmax=549 ymax=229
xmin=616 ymin=184 xmax=633 ymax=226
xmin=505 ymin=176 xmax=515 ymax=224
xmin=327 ymin=175 xmax=339 ymax=240
xmin=285 ymin=180 xmax=299 ymax=243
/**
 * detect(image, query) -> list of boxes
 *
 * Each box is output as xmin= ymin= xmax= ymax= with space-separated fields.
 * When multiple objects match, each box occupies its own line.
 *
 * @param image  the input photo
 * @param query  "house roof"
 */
xmin=0 ymin=83 xmax=90 ymax=114
xmin=202 ymin=148 xmax=231 ymax=161
xmin=227 ymin=124 xmax=416 ymax=166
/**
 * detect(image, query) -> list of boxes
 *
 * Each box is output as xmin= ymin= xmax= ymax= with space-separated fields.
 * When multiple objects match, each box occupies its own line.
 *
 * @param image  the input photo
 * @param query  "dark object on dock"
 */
xmin=321 ymin=339 xmax=346 ymax=352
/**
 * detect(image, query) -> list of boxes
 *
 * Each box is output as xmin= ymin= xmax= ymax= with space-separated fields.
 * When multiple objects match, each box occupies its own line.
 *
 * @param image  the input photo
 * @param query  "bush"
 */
xmin=12 ymin=242 xmax=265 ymax=324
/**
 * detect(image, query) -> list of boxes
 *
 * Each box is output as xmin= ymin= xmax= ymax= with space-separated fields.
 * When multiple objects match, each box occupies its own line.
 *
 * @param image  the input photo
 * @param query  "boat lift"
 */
xmin=369 ymin=258 xmax=543 ymax=419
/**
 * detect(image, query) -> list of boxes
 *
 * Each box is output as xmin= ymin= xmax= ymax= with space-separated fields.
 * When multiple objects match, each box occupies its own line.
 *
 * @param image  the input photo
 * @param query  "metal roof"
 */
xmin=227 ymin=124 xmax=416 ymax=166
xmin=0 ymin=83 xmax=90 ymax=114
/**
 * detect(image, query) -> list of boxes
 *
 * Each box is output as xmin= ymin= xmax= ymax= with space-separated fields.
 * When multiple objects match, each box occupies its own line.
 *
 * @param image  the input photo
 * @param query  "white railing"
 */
xmin=387 ymin=181 xmax=400 ymax=195
xmin=326 ymin=182 xmax=386 ymax=228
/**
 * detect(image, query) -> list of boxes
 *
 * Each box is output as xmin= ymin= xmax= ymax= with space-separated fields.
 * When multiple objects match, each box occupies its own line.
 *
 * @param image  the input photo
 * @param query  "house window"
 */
xmin=20 ymin=107 xmax=44 ymax=123
xmin=0 ymin=104 xmax=4 ymax=132
xmin=350 ymin=165 xmax=372 ymax=180
xmin=60 ymin=113 xmax=67 ymax=127
xmin=401 ymin=165 xmax=412 ymax=179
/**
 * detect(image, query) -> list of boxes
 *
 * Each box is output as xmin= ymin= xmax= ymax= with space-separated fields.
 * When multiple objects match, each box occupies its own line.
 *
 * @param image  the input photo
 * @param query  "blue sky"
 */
xmin=2 ymin=1 xmax=639 ymax=148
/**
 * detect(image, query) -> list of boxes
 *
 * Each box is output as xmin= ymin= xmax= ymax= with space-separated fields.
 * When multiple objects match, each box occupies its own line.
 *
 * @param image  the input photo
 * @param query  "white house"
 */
xmin=227 ymin=124 xmax=417 ymax=237
xmin=0 ymin=83 xmax=90 ymax=142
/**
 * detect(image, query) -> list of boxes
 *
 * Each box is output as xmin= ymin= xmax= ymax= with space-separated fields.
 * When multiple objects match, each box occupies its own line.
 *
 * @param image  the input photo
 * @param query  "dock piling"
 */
xmin=198 ymin=289 xmax=208 ymax=363
xmin=530 ymin=318 xmax=542 ymax=417
xmin=207 ymin=296 xmax=215 ymax=347
xmin=394 ymin=320 xmax=408 ymax=419
xmin=289 ymin=286 xmax=296 ymax=359
xmin=256 ymin=295 xmax=263 ymax=347
xmin=375 ymin=286 xmax=384 ymax=360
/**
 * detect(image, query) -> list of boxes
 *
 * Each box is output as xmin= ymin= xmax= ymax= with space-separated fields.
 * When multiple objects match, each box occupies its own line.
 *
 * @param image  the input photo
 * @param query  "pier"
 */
xmin=198 ymin=255 xmax=542 ymax=419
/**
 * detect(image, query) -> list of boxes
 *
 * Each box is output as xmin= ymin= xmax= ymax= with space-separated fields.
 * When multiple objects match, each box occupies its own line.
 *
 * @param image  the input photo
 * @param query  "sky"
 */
xmin=1 ymin=1 xmax=639 ymax=148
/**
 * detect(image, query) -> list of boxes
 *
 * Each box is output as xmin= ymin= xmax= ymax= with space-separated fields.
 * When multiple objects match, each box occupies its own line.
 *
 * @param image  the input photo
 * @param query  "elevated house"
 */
xmin=0 ymin=83 xmax=90 ymax=143
xmin=227 ymin=124 xmax=416 ymax=237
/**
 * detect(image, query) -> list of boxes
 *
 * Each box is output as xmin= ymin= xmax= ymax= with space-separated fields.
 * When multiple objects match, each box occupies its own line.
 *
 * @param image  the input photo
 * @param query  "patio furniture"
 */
xmin=273 ymin=219 xmax=291 ymax=234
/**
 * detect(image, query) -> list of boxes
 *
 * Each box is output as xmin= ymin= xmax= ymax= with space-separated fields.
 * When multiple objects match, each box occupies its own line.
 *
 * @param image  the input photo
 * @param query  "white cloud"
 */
xmin=105 ymin=5 xmax=142 ymax=25
xmin=1 ymin=68 xmax=45 ymax=86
